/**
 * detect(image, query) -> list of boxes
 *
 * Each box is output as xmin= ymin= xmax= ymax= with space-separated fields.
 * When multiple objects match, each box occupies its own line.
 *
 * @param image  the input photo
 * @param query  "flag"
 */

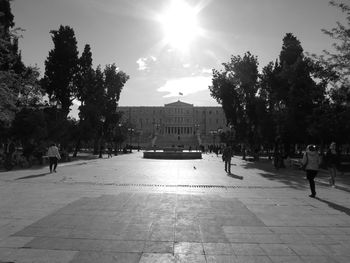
xmin=179 ymin=92 xmax=183 ymax=96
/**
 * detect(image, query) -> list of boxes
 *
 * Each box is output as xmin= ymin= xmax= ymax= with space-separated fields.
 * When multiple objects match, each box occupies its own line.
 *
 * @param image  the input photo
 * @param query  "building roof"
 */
xmin=164 ymin=100 xmax=193 ymax=107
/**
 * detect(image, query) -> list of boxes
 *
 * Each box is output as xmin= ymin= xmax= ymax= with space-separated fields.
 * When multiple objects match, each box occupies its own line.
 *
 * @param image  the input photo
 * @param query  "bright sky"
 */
xmin=12 ymin=0 xmax=343 ymax=110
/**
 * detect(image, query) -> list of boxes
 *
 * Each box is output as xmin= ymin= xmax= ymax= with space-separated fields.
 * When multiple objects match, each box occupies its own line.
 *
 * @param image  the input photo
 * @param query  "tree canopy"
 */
xmin=42 ymin=25 xmax=79 ymax=118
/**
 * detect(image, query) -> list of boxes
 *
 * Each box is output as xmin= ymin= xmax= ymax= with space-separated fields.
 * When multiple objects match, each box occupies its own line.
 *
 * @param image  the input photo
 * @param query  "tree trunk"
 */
xmin=73 ymin=138 xmax=81 ymax=157
xmin=93 ymin=138 xmax=99 ymax=155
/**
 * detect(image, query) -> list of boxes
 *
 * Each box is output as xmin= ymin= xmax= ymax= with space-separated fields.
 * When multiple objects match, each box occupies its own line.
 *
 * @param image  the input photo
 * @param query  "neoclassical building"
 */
xmin=118 ymin=100 xmax=229 ymax=147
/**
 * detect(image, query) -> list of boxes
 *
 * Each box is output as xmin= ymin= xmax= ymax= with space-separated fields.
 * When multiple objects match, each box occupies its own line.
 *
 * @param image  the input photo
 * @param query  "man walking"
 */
xmin=47 ymin=143 xmax=61 ymax=173
xmin=223 ymin=145 xmax=233 ymax=174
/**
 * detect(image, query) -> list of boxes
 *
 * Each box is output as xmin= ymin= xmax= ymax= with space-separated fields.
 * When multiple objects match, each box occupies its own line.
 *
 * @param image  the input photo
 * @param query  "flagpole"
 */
xmin=178 ymin=92 xmax=183 ymax=101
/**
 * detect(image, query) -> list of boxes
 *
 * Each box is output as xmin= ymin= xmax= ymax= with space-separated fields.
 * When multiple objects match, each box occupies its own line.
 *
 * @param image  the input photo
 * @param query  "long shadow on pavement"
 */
xmin=15 ymin=172 xmax=50 ymax=180
xmin=227 ymin=172 xmax=244 ymax=180
xmin=315 ymin=197 xmax=350 ymax=216
xmin=240 ymin=159 xmax=308 ymax=190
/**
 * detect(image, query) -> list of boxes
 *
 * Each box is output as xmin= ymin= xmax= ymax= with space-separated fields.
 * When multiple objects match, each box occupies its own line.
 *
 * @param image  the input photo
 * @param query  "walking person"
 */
xmin=326 ymin=142 xmax=339 ymax=187
xmin=301 ymin=145 xmax=320 ymax=198
xmin=223 ymin=145 xmax=233 ymax=174
xmin=47 ymin=143 xmax=61 ymax=173
xmin=107 ymin=144 xmax=113 ymax=158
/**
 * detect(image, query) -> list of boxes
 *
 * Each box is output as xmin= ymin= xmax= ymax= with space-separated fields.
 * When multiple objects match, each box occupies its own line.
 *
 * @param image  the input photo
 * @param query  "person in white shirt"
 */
xmin=47 ymin=143 xmax=61 ymax=173
xmin=301 ymin=145 xmax=320 ymax=198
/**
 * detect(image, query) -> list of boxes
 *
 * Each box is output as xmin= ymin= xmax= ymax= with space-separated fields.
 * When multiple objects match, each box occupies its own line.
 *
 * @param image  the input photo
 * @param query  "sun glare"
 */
xmin=157 ymin=0 xmax=201 ymax=51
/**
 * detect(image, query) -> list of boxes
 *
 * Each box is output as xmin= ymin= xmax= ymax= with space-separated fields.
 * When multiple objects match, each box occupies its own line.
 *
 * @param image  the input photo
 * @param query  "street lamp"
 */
xmin=115 ymin=123 xmax=122 ymax=155
xmin=210 ymin=130 xmax=217 ymax=145
xmin=137 ymin=129 xmax=142 ymax=151
xmin=128 ymin=127 xmax=134 ymax=153
xmin=194 ymin=124 xmax=200 ymax=135
xmin=155 ymin=123 xmax=160 ymax=135
xmin=99 ymin=116 xmax=106 ymax=158
xmin=229 ymin=124 xmax=235 ymax=145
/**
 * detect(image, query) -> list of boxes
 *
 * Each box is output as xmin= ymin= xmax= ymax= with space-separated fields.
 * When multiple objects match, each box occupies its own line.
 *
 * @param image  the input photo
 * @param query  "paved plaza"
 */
xmin=0 ymin=152 xmax=350 ymax=262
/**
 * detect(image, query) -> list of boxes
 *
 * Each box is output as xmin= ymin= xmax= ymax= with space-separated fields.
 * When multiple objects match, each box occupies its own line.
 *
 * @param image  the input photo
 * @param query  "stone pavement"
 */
xmin=0 ymin=152 xmax=349 ymax=262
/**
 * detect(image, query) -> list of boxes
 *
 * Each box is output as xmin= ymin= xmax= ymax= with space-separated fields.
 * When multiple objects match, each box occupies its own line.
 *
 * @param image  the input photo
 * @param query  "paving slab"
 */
xmin=0 ymin=152 xmax=350 ymax=262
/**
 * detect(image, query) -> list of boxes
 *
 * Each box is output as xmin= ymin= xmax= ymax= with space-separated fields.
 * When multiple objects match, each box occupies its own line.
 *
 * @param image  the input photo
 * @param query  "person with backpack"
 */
xmin=301 ymin=145 xmax=320 ymax=198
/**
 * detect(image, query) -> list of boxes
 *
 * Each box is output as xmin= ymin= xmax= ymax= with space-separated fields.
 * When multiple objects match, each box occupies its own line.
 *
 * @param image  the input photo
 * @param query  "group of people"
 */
xmin=47 ymin=141 xmax=341 ymax=200
xmin=221 ymin=142 xmax=341 ymax=198
xmin=302 ymin=142 xmax=340 ymax=198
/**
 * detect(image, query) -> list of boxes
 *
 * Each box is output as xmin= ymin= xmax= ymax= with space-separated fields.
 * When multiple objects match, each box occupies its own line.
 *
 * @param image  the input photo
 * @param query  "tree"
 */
xmin=210 ymin=52 xmax=261 ymax=146
xmin=11 ymin=107 xmax=47 ymax=162
xmin=0 ymin=0 xmax=42 ymax=138
xmin=102 ymin=64 xmax=129 ymax=141
xmin=0 ymin=0 xmax=14 ymax=38
xmin=309 ymin=1 xmax=350 ymax=146
xmin=86 ymin=65 xmax=105 ymax=155
xmin=321 ymin=1 xmax=350 ymax=89
xmin=42 ymin=25 xmax=79 ymax=118
xmin=274 ymin=33 xmax=322 ymax=151
xmin=73 ymin=44 xmax=95 ymax=156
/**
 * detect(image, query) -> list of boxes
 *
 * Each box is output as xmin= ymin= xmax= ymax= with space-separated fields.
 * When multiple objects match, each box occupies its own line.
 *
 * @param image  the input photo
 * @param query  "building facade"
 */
xmin=118 ymin=100 xmax=228 ymax=147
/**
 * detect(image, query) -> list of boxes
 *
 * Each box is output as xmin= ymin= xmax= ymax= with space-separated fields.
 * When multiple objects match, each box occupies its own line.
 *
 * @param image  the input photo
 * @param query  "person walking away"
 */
xmin=107 ymin=144 xmax=113 ymax=158
xmin=47 ymin=143 xmax=61 ymax=173
xmin=326 ymin=142 xmax=339 ymax=187
xmin=223 ymin=145 xmax=233 ymax=174
xmin=301 ymin=145 xmax=320 ymax=198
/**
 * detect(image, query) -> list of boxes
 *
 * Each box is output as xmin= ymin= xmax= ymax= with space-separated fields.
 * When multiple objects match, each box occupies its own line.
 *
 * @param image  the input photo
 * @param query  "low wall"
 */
xmin=143 ymin=151 xmax=202 ymax=159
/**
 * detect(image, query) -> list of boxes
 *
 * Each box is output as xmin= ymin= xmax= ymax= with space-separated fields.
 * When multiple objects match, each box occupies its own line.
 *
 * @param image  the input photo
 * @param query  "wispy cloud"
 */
xmin=136 ymin=56 xmax=157 ymax=71
xmin=157 ymin=76 xmax=212 ymax=98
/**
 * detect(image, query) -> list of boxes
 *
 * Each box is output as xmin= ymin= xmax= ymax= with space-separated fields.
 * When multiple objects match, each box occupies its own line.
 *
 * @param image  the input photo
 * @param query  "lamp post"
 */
xmin=194 ymin=124 xmax=200 ymax=151
xmin=115 ymin=123 xmax=122 ymax=155
xmin=217 ymin=128 xmax=223 ymax=145
xmin=155 ymin=123 xmax=160 ymax=135
xmin=194 ymin=124 xmax=200 ymax=135
xmin=99 ymin=116 xmax=106 ymax=158
xmin=229 ymin=124 xmax=235 ymax=145
xmin=128 ymin=128 xmax=134 ymax=153
xmin=210 ymin=130 xmax=217 ymax=145
xmin=137 ymin=129 xmax=142 ymax=151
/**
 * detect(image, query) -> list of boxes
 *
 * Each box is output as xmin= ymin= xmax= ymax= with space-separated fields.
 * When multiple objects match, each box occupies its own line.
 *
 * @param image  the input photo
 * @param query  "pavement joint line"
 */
xmin=61 ymin=182 xmax=292 ymax=189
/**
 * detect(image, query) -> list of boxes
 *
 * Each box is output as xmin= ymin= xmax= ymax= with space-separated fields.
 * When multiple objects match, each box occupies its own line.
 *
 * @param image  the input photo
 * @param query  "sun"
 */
xmin=157 ymin=0 xmax=202 ymax=51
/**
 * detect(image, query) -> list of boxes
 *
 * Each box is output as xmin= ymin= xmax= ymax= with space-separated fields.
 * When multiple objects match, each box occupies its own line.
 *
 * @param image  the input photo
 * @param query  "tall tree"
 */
xmin=275 ymin=33 xmax=322 ymax=150
xmin=210 ymin=52 xmax=260 ymax=146
xmin=310 ymin=1 xmax=350 ymax=145
xmin=73 ymin=44 xmax=95 ymax=156
xmin=321 ymin=1 xmax=350 ymax=90
xmin=0 ymin=0 xmax=14 ymax=39
xmin=42 ymin=25 xmax=79 ymax=118
xmin=102 ymin=64 xmax=129 ymax=143
xmin=0 ymin=0 xmax=41 ymax=137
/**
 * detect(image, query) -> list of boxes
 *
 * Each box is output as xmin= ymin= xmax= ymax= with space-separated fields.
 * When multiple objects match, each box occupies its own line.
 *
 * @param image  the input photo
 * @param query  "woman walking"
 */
xmin=302 ymin=145 xmax=320 ymax=198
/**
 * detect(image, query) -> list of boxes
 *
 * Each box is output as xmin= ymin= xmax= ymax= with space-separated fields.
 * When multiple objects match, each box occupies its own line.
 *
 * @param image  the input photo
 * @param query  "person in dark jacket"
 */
xmin=302 ymin=145 xmax=320 ymax=198
xmin=223 ymin=145 xmax=233 ymax=174
xmin=326 ymin=142 xmax=339 ymax=187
